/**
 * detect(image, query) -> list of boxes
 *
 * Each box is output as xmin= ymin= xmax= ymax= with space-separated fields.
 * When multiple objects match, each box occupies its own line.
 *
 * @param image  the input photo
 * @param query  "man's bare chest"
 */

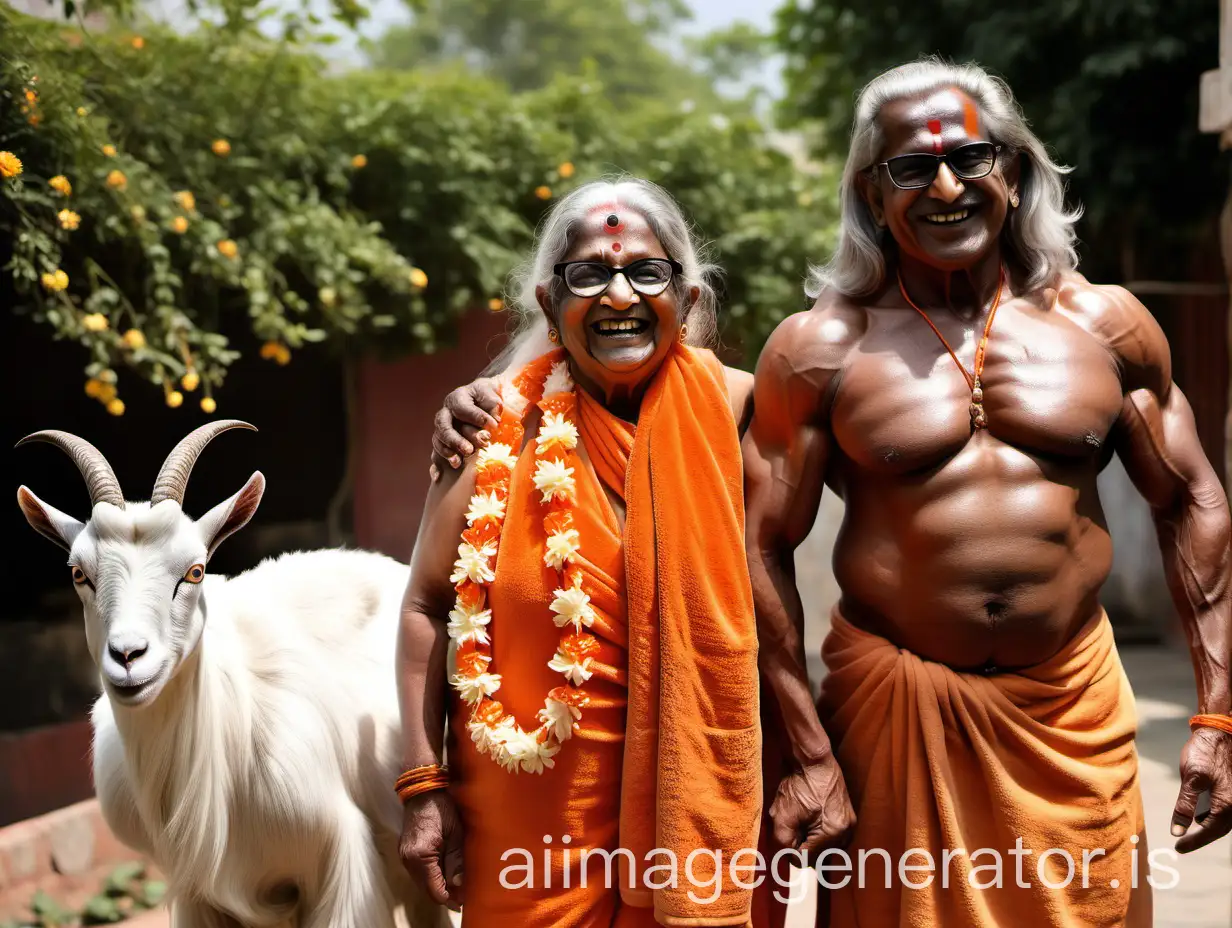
xmin=830 ymin=306 xmax=1125 ymax=474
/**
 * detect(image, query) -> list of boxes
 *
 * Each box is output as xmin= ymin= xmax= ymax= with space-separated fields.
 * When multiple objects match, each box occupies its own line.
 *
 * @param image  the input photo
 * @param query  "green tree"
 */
xmin=775 ymin=0 xmax=1224 ymax=278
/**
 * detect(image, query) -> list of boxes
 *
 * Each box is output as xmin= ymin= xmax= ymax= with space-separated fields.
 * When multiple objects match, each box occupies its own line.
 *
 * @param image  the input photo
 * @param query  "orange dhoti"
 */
xmin=450 ymin=346 xmax=762 ymax=927
xmin=816 ymin=608 xmax=1147 ymax=928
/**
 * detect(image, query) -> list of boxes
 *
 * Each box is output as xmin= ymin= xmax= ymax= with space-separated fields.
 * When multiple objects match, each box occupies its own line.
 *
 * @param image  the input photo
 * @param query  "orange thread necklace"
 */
xmin=897 ymin=266 xmax=1006 ymax=430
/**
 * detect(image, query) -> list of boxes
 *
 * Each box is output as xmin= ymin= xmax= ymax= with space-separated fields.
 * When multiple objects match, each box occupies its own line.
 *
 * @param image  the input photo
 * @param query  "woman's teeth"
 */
xmin=923 ymin=209 xmax=970 ymax=224
xmin=593 ymin=319 xmax=647 ymax=334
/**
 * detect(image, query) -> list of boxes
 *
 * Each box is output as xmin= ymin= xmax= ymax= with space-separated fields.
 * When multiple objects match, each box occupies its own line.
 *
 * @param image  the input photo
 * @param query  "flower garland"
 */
xmin=448 ymin=350 xmax=596 ymax=774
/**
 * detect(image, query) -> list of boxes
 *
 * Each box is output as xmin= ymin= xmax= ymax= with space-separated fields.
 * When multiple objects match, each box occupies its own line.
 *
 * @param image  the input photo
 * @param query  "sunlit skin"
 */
xmin=535 ymin=207 xmax=698 ymax=421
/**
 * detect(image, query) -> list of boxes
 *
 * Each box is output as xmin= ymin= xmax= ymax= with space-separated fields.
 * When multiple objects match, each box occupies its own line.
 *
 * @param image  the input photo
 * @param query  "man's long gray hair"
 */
xmin=490 ymin=176 xmax=720 ymax=373
xmin=807 ymin=58 xmax=1081 ymax=300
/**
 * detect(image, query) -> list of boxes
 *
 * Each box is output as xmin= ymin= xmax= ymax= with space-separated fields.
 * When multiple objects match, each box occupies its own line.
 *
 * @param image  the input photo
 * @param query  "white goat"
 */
xmin=16 ymin=422 xmax=446 ymax=928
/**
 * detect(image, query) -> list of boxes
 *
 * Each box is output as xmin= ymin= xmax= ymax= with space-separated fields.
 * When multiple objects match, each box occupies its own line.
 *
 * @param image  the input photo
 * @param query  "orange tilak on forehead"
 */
xmin=963 ymin=100 xmax=981 ymax=138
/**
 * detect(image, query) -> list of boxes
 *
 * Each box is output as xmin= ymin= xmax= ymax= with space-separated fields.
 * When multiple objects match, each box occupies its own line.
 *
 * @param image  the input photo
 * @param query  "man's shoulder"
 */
xmin=1054 ymin=271 xmax=1170 ymax=391
xmin=760 ymin=289 xmax=868 ymax=378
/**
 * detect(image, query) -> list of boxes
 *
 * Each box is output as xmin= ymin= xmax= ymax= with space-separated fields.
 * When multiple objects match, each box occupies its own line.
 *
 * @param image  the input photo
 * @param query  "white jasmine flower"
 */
xmin=539 ymin=697 xmax=582 ymax=742
xmin=542 ymin=360 xmax=573 ymax=398
xmin=469 ymin=715 xmax=513 ymax=757
xmin=476 ymin=442 xmax=518 ymax=473
xmin=543 ymin=528 xmax=581 ymax=570
xmin=447 ymin=602 xmax=492 ymax=645
xmin=495 ymin=727 xmax=538 ymax=773
xmin=465 ymin=491 xmax=506 ymax=526
xmin=533 ymin=458 xmax=575 ymax=504
xmin=549 ymin=585 xmax=596 ymax=631
xmin=500 ymin=380 xmax=529 ymax=418
xmin=535 ymin=411 xmax=579 ymax=453
xmin=450 ymin=540 xmax=497 ymax=585
xmin=521 ymin=737 xmax=560 ymax=774
xmin=451 ymin=670 xmax=501 ymax=705
xmin=548 ymin=648 xmax=594 ymax=686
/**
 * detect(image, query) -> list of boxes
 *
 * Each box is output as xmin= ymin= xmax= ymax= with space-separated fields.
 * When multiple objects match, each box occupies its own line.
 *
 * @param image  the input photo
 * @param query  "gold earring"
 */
xmin=679 ymin=324 xmax=688 ymax=340
xmin=548 ymin=328 xmax=559 ymax=343
xmin=1010 ymin=192 xmax=1020 ymax=208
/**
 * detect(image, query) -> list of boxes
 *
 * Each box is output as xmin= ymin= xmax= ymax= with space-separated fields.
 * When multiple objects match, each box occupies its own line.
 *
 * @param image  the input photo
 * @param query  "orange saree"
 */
xmin=450 ymin=345 xmax=762 ymax=927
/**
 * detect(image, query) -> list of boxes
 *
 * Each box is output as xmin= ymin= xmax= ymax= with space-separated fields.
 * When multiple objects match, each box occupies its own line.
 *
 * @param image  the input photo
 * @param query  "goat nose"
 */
xmin=108 ymin=640 xmax=148 ymax=668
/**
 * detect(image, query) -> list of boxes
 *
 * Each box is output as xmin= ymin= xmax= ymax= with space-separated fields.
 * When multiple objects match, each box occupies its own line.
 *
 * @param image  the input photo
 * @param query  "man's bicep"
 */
xmin=1114 ymin=385 xmax=1223 ymax=513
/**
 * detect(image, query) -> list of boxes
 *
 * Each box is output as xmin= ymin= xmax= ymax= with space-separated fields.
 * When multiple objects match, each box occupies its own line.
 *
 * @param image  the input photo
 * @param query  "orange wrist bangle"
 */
xmin=395 ymin=764 xmax=450 ymax=804
xmin=1189 ymin=714 xmax=1232 ymax=736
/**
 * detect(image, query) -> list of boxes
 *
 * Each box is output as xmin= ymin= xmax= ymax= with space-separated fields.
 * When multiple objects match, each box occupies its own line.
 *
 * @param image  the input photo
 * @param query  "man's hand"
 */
xmin=769 ymin=756 xmax=857 ymax=857
xmin=1172 ymin=726 xmax=1232 ymax=853
xmin=430 ymin=378 xmax=502 ymax=480
xmin=399 ymin=790 xmax=466 ymax=911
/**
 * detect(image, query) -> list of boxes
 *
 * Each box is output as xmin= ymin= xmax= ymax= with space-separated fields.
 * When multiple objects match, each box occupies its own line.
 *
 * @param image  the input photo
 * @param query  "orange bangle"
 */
xmin=1189 ymin=714 xmax=1232 ymax=736
xmin=395 ymin=764 xmax=450 ymax=804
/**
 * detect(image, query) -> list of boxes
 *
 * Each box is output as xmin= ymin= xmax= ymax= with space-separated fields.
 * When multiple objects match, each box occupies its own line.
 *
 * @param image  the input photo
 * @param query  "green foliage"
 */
xmin=775 ymin=0 xmax=1223 ymax=271
xmin=1 ymin=4 xmax=835 ymax=415
xmin=0 ymin=862 xmax=163 ymax=927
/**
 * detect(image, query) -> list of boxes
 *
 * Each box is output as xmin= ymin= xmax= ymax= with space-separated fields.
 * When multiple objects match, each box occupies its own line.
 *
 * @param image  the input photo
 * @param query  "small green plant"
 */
xmin=1 ymin=862 xmax=166 ymax=927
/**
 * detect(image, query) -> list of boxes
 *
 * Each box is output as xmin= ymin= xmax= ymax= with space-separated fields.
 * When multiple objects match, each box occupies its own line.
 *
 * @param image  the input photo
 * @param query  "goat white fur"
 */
xmin=16 ymin=424 xmax=445 ymax=928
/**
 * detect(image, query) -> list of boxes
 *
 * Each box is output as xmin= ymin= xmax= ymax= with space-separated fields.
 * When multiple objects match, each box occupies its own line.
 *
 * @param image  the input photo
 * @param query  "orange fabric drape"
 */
xmin=816 ymin=607 xmax=1148 ymax=928
xmin=451 ymin=345 xmax=761 ymax=927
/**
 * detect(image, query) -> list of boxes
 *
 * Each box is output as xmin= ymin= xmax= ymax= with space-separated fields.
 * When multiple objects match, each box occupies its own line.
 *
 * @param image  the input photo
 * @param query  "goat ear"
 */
xmin=17 ymin=486 xmax=86 ymax=552
xmin=197 ymin=472 xmax=265 ymax=559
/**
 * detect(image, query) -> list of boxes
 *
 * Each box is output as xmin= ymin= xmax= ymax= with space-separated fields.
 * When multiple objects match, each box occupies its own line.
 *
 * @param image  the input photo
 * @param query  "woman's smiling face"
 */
xmin=538 ymin=205 xmax=695 ymax=412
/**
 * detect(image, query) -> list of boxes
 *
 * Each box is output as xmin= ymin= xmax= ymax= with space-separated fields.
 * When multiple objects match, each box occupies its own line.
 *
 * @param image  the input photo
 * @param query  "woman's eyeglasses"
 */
xmin=872 ymin=142 xmax=1002 ymax=190
xmin=553 ymin=258 xmax=683 ymax=298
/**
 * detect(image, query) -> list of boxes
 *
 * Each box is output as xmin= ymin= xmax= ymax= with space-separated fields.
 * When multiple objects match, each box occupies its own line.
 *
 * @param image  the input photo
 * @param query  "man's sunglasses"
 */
xmin=553 ymin=258 xmax=683 ymax=299
xmin=871 ymin=142 xmax=1003 ymax=190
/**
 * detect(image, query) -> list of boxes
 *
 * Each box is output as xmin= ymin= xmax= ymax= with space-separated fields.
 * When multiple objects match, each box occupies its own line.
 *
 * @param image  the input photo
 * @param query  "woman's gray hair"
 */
xmin=489 ymin=176 xmax=720 ymax=373
xmin=806 ymin=57 xmax=1081 ymax=300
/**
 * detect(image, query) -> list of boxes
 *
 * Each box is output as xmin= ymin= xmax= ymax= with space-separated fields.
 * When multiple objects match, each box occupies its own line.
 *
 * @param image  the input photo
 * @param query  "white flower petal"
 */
xmin=535 ymin=411 xmax=579 ymax=453
xmin=451 ymin=671 xmax=501 ymax=704
xmin=549 ymin=586 xmax=596 ymax=631
xmin=476 ymin=442 xmax=518 ymax=473
xmin=447 ymin=603 xmax=492 ymax=645
xmin=542 ymin=360 xmax=573 ymax=398
xmin=543 ymin=528 xmax=581 ymax=570
xmin=533 ymin=458 xmax=575 ymax=504
xmin=539 ymin=697 xmax=582 ymax=742
xmin=465 ymin=491 xmax=507 ymax=526
xmin=450 ymin=540 xmax=497 ymax=585
xmin=548 ymin=648 xmax=594 ymax=686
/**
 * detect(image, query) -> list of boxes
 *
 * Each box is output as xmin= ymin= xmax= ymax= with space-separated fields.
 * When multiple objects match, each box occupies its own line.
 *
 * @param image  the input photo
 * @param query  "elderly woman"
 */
xmin=396 ymin=178 xmax=764 ymax=928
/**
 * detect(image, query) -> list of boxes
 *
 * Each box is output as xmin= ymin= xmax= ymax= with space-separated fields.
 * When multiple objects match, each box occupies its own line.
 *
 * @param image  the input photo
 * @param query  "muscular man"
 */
xmin=431 ymin=61 xmax=1231 ymax=926
xmin=741 ymin=61 xmax=1231 ymax=926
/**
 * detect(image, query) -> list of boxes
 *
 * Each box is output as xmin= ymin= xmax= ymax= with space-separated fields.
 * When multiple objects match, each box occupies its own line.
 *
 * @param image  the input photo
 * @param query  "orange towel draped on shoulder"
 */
xmin=451 ymin=345 xmax=761 ymax=927
xmin=816 ymin=606 xmax=1147 ymax=928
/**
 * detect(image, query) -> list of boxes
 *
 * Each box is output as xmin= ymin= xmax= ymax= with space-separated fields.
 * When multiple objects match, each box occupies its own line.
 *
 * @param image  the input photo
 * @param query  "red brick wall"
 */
xmin=353 ymin=309 xmax=510 ymax=560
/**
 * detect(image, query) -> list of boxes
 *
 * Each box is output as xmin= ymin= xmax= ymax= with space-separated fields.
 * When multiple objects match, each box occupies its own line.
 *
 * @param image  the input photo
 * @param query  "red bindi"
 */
xmin=602 ymin=213 xmax=625 ymax=234
xmin=927 ymin=119 xmax=943 ymax=155
xmin=611 ymin=242 xmax=621 ymax=252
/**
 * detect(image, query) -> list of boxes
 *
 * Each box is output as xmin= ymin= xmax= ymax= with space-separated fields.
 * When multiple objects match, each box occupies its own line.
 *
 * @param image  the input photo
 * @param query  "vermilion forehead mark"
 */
xmin=927 ymin=119 xmax=943 ymax=154
xmin=587 ymin=201 xmax=626 ymax=234
xmin=963 ymin=101 xmax=980 ymax=138
xmin=611 ymin=242 xmax=621 ymax=252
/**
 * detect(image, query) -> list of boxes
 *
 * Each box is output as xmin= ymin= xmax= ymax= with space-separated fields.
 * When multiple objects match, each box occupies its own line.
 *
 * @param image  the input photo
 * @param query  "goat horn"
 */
xmin=150 ymin=420 xmax=257 ymax=507
xmin=15 ymin=430 xmax=126 ymax=510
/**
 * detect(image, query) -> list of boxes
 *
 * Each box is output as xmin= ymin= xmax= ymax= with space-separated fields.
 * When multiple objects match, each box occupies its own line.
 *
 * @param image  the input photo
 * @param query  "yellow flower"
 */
xmin=260 ymin=341 xmax=292 ymax=365
xmin=102 ymin=144 xmax=117 ymax=157
xmin=275 ymin=345 xmax=291 ymax=365
xmin=408 ymin=267 xmax=428 ymax=289
xmin=106 ymin=169 xmax=127 ymax=190
xmin=200 ymin=396 xmax=217 ymax=414
xmin=558 ymin=161 xmax=575 ymax=178
xmin=217 ymin=239 xmax=238 ymax=258
xmin=76 ymin=107 xmax=87 ymax=117
xmin=350 ymin=154 xmax=368 ymax=169
xmin=24 ymin=89 xmax=37 ymax=105
xmin=0 ymin=151 xmax=22 ymax=179
xmin=49 ymin=175 xmax=72 ymax=195
xmin=166 ymin=390 xmax=183 ymax=408
xmin=181 ymin=370 xmax=200 ymax=392
xmin=131 ymin=35 xmax=144 ymax=49
xmin=211 ymin=138 xmax=231 ymax=157
xmin=319 ymin=286 xmax=337 ymax=307
xmin=488 ymin=298 xmax=504 ymax=312
xmin=82 ymin=313 xmax=109 ymax=332
xmin=84 ymin=378 xmax=103 ymax=398
xmin=41 ymin=270 xmax=69 ymax=292
xmin=97 ymin=383 xmax=117 ymax=403
xmin=535 ymin=185 xmax=552 ymax=200
xmin=58 ymin=209 xmax=81 ymax=230
xmin=171 ymin=216 xmax=189 ymax=234
xmin=130 ymin=205 xmax=146 ymax=222
xmin=106 ymin=398 xmax=125 ymax=416
xmin=174 ymin=190 xmax=196 ymax=211
xmin=122 ymin=329 xmax=146 ymax=349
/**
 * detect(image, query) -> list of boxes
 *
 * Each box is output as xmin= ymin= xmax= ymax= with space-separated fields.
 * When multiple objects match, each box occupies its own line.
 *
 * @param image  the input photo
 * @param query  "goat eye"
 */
xmin=71 ymin=566 xmax=89 ymax=585
xmin=184 ymin=564 xmax=205 ymax=584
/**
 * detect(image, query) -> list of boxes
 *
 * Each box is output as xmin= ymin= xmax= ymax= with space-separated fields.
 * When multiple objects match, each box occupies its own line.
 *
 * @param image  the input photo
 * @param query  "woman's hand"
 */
xmin=399 ymin=790 xmax=466 ymax=911
xmin=430 ymin=378 xmax=503 ymax=479
xmin=769 ymin=756 xmax=856 ymax=859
